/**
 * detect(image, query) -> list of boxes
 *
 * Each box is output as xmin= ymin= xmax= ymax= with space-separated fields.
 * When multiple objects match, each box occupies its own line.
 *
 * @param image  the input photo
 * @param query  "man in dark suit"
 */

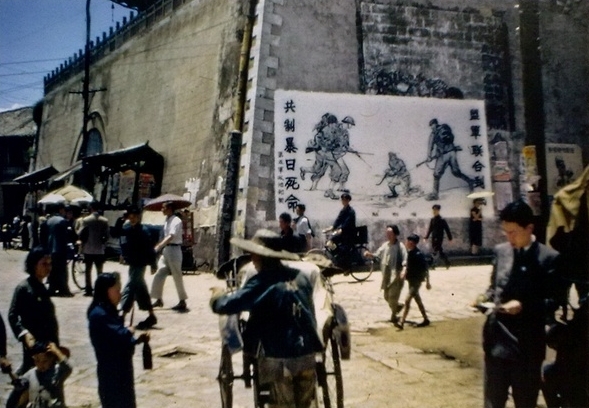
xmin=46 ymin=203 xmax=73 ymax=297
xmin=475 ymin=200 xmax=563 ymax=408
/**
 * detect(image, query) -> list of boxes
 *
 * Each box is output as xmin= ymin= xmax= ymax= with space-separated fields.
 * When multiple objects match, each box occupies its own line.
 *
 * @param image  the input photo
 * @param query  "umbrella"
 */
xmin=143 ymin=193 xmax=191 ymax=211
xmin=51 ymin=185 xmax=94 ymax=203
xmin=71 ymin=196 xmax=94 ymax=205
xmin=38 ymin=193 xmax=67 ymax=205
xmin=467 ymin=191 xmax=495 ymax=199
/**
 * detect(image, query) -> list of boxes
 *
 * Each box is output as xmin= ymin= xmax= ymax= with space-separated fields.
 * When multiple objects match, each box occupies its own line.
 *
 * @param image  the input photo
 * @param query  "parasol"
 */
xmin=143 ymin=193 xmax=191 ymax=211
xmin=71 ymin=196 xmax=94 ymax=205
xmin=38 ymin=193 xmax=67 ymax=205
xmin=467 ymin=191 xmax=495 ymax=199
xmin=51 ymin=185 xmax=94 ymax=203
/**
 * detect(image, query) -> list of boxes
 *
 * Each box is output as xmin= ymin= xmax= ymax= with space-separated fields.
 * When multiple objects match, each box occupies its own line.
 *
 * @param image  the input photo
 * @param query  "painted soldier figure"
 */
xmin=425 ymin=118 xmax=474 ymax=200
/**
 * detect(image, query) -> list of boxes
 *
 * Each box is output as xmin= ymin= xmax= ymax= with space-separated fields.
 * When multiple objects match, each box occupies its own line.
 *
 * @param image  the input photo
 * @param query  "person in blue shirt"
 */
xmin=210 ymin=230 xmax=323 ymax=408
xmin=88 ymin=273 xmax=149 ymax=408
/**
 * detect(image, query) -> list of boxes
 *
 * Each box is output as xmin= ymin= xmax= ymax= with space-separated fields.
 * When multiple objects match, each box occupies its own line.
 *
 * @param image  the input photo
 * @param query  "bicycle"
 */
xmin=68 ymin=251 xmax=86 ymax=290
xmin=305 ymin=226 xmax=374 ymax=282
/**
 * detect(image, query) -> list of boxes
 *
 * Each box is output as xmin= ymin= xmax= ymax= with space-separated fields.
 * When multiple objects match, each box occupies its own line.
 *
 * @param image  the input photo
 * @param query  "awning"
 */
xmin=83 ymin=142 xmax=163 ymax=170
xmin=51 ymin=161 xmax=83 ymax=182
xmin=13 ymin=165 xmax=58 ymax=184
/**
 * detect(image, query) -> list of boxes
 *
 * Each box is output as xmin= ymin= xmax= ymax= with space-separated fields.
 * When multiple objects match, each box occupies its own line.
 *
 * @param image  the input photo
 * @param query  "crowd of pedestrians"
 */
xmin=0 ymin=189 xmax=587 ymax=408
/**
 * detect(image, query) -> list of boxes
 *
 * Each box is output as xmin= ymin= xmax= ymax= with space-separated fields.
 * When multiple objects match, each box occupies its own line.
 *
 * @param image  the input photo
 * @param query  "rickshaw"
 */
xmin=214 ymin=254 xmax=348 ymax=408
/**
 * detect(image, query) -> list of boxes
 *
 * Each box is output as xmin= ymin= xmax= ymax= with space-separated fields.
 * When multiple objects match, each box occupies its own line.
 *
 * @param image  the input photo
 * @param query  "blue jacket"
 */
xmin=211 ymin=263 xmax=322 ymax=358
xmin=88 ymin=302 xmax=137 ymax=408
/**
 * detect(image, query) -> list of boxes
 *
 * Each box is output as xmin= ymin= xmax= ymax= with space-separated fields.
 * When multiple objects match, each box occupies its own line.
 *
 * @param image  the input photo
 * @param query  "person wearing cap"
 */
xmin=364 ymin=225 xmax=408 ymax=324
xmin=6 ymin=341 xmax=72 ymax=408
xmin=397 ymin=234 xmax=431 ymax=330
xmin=150 ymin=201 xmax=188 ymax=311
xmin=424 ymin=204 xmax=452 ymax=269
xmin=9 ymin=247 xmax=60 ymax=376
xmin=119 ymin=206 xmax=158 ymax=329
xmin=210 ymin=229 xmax=323 ymax=408
xmin=78 ymin=201 xmax=110 ymax=297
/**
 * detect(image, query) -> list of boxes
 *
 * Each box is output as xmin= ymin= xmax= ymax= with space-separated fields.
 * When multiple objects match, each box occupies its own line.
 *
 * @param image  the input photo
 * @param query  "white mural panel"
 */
xmin=274 ymin=90 xmax=492 ymax=221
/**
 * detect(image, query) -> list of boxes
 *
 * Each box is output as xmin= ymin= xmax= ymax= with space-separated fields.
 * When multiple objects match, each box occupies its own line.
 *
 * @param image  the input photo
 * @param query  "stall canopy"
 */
xmin=83 ymin=142 xmax=163 ymax=171
xmin=51 ymin=161 xmax=83 ymax=183
xmin=13 ymin=165 xmax=58 ymax=185
xmin=81 ymin=142 xmax=164 ymax=209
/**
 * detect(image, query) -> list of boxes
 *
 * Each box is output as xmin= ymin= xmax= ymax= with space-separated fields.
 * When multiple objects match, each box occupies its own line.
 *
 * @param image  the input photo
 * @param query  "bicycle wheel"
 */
xmin=349 ymin=245 xmax=373 ymax=282
xmin=318 ymin=331 xmax=344 ymax=408
xmin=70 ymin=254 xmax=86 ymax=291
xmin=217 ymin=345 xmax=234 ymax=408
xmin=305 ymin=248 xmax=327 ymax=257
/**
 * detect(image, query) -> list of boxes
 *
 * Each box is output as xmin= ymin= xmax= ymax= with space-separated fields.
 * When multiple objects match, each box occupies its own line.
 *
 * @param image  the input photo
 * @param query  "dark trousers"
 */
xmin=84 ymin=254 xmax=105 ymax=292
xmin=484 ymin=355 xmax=542 ymax=408
xmin=431 ymin=240 xmax=450 ymax=268
xmin=121 ymin=265 xmax=152 ymax=313
xmin=49 ymin=253 xmax=69 ymax=294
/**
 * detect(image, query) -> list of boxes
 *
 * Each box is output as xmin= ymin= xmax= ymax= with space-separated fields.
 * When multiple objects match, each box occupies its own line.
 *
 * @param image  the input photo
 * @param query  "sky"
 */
xmin=0 ymin=0 xmax=133 ymax=112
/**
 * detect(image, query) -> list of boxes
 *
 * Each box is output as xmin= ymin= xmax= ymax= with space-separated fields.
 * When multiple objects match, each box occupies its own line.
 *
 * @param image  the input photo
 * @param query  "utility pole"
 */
xmin=519 ymin=0 xmax=549 ymax=243
xmin=82 ymin=0 xmax=91 ymax=160
xmin=69 ymin=0 xmax=105 ymax=191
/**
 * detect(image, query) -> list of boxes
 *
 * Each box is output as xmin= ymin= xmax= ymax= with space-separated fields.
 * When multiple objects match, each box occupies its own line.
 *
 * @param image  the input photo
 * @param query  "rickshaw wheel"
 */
xmin=253 ymin=363 xmax=271 ymax=408
xmin=218 ymin=345 xmax=234 ymax=408
xmin=305 ymin=248 xmax=327 ymax=258
xmin=319 ymin=332 xmax=344 ymax=408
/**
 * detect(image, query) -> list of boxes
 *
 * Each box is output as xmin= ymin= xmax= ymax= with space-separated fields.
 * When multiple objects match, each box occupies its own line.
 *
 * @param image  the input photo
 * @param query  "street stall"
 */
xmin=80 ymin=142 xmax=164 ymax=255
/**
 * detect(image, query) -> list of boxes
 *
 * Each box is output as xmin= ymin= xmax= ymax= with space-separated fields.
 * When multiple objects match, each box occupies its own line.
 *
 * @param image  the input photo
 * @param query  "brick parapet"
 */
xmin=44 ymin=0 xmax=193 ymax=95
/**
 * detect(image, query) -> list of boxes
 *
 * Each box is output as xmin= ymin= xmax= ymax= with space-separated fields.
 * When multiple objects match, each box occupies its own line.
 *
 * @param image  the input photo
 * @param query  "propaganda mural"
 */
xmin=274 ymin=90 xmax=492 ymax=222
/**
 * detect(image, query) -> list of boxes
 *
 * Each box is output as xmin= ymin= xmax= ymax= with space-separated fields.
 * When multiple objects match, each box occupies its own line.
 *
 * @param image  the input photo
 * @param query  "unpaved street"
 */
xmin=0 ymin=249 xmax=543 ymax=407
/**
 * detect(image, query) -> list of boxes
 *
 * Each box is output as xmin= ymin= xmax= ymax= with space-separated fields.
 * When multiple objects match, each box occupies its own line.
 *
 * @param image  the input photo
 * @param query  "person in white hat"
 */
xmin=210 ymin=229 xmax=323 ymax=408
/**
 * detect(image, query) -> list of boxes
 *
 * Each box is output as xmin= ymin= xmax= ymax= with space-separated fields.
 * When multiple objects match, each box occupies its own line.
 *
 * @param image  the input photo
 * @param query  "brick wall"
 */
xmin=360 ymin=3 xmax=512 ymax=131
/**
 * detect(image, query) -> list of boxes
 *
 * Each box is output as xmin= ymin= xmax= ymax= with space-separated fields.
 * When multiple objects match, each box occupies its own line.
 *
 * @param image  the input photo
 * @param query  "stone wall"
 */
xmin=38 ymin=0 xmax=243 ymax=198
xmin=37 ymin=0 xmax=246 ymax=266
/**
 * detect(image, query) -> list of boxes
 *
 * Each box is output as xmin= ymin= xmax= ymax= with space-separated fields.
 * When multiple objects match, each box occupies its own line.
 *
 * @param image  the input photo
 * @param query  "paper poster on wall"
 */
xmin=493 ymin=182 xmax=513 ymax=211
xmin=118 ymin=170 xmax=135 ymax=206
xmin=545 ymin=143 xmax=583 ymax=196
xmin=274 ymin=90 xmax=492 ymax=220
xmin=519 ymin=145 xmax=540 ymax=203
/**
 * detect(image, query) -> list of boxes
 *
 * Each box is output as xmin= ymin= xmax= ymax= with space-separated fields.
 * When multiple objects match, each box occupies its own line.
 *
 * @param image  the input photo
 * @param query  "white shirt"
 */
xmin=164 ymin=215 xmax=183 ymax=245
xmin=295 ymin=216 xmax=312 ymax=236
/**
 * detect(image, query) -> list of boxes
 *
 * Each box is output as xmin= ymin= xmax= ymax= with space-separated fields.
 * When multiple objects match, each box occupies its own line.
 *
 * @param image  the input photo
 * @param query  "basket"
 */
xmin=354 ymin=226 xmax=368 ymax=244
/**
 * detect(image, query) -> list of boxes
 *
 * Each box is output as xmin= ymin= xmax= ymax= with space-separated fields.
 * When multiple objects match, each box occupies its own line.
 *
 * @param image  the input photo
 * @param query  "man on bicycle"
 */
xmin=324 ymin=193 xmax=356 ymax=268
